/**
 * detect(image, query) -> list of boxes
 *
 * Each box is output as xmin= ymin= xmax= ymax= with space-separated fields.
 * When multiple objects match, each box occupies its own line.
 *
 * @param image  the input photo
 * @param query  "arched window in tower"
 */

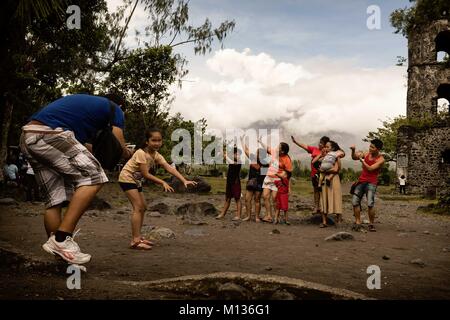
xmin=435 ymin=30 xmax=450 ymax=63
xmin=437 ymin=84 xmax=450 ymax=114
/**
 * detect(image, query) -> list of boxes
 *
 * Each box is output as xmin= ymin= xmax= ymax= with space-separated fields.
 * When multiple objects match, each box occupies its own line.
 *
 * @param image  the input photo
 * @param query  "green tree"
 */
xmin=390 ymin=0 xmax=450 ymax=37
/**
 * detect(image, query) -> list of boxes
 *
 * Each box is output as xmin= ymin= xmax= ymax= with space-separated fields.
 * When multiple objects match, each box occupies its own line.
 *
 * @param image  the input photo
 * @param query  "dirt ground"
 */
xmin=0 ymin=181 xmax=449 ymax=300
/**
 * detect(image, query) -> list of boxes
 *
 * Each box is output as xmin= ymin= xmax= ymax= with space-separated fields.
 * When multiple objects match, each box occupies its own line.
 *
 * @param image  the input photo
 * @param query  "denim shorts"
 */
xmin=352 ymin=182 xmax=377 ymax=208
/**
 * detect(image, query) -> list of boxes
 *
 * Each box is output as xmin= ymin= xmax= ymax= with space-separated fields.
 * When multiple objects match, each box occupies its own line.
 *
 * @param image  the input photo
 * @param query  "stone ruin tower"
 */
xmin=397 ymin=19 xmax=450 ymax=198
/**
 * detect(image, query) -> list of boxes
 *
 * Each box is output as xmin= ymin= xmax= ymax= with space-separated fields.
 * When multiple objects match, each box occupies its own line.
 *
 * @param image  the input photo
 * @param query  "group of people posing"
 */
xmin=216 ymin=135 xmax=385 ymax=233
xmin=18 ymin=93 xmax=385 ymax=264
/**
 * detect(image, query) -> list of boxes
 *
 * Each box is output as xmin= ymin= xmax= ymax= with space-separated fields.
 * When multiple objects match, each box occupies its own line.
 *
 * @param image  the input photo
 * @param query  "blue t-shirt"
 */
xmin=31 ymin=94 xmax=125 ymax=144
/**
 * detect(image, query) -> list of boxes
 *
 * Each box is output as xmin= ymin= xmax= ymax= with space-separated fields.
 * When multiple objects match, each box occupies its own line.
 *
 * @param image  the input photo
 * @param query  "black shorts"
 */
xmin=119 ymin=182 xmax=142 ymax=192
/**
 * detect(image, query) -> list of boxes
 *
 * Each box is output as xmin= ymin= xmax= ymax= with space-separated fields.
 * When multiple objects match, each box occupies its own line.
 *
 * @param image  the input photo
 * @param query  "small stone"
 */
xmin=362 ymin=219 xmax=370 ymax=224
xmin=397 ymin=233 xmax=408 ymax=237
xmin=423 ymin=231 xmax=430 ymax=235
xmin=149 ymin=211 xmax=162 ymax=217
xmin=410 ymin=258 xmax=426 ymax=268
xmin=382 ymin=255 xmax=390 ymax=260
xmin=265 ymin=266 xmax=273 ymax=271
xmin=325 ymin=232 xmax=354 ymax=241
xmin=271 ymin=229 xmax=280 ymax=235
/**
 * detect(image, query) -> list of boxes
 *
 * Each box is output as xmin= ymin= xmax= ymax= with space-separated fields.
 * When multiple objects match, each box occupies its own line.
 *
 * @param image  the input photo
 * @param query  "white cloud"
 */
xmin=170 ymin=48 xmax=407 ymax=143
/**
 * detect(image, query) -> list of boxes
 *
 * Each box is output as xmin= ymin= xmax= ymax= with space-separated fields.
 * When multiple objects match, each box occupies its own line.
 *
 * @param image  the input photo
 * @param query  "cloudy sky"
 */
xmin=107 ymin=0 xmax=411 ymax=161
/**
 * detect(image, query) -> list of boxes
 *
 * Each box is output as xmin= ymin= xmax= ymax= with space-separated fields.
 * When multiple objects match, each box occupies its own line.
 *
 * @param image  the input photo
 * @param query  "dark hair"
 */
xmin=145 ymin=128 xmax=162 ymax=140
xmin=328 ymin=140 xmax=341 ymax=152
xmin=104 ymin=92 xmax=127 ymax=109
xmin=371 ymin=139 xmax=383 ymax=150
xmin=279 ymin=142 xmax=290 ymax=155
xmin=400 ymin=175 xmax=405 ymax=179
xmin=320 ymin=136 xmax=330 ymax=145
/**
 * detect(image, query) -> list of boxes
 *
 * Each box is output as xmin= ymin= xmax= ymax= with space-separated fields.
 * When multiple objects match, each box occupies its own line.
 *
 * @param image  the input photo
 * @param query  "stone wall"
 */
xmin=398 ymin=19 xmax=450 ymax=196
xmin=407 ymin=19 xmax=450 ymax=120
xmin=397 ymin=125 xmax=450 ymax=197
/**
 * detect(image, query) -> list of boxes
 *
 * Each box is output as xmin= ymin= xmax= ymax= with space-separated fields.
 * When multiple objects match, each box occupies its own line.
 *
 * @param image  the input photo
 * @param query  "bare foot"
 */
xmin=242 ymin=215 xmax=250 ymax=221
xmin=232 ymin=216 xmax=241 ymax=221
xmin=215 ymin=214 xmax=225 ymax=219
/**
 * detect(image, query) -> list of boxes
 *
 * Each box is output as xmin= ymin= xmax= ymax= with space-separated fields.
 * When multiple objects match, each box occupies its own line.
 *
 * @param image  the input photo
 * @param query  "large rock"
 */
xmin=176 ymin=202 xmax=217 ymax=217
xmin=325 ymin=232 xmax=354 ymax=241
xmin=167 ymin=176 xmax=211 ymax=193
xmin=148 ymin=202 xmax=170 ymax=215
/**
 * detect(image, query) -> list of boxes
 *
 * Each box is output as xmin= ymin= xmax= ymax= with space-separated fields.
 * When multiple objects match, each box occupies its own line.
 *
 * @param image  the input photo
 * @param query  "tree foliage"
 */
xmin=390 ymin=0 xmax=450 ymax=37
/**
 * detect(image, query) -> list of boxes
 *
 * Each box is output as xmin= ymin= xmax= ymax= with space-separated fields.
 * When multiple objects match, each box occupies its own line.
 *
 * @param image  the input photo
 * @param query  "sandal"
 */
xmin=368 ymin=224 xmax=377 ymax=232
xmin=262 ymin=218 xmax=273 ymax=223
xmin=319 ymin=223 xmax=328 ymax=228
xmin=130 ymin=240 xmax=152 ymax=250
xmin=140 ymin=237 xmax=154 ymax=246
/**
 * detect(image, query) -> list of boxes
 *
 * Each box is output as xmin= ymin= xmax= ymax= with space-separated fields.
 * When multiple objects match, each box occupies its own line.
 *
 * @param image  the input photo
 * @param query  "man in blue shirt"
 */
xmin=20 ymin=93 xmax=132 ymax=264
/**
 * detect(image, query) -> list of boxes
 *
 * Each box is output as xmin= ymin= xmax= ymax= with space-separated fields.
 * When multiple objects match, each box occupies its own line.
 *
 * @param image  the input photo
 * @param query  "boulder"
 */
xmin=167 ymin=176 xmax=211 ymax=193
xmin=176 ymin=202 xmax=217 ymax=217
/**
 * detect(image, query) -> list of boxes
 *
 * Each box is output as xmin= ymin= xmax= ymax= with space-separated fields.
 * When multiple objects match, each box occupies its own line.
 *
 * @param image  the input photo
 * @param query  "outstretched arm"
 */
xmin=258 ymin=137 xmax=272 ymax=155
xmin=240 ymin=136 xmax=250 ymax=158
xmin=112 ymin=126 xmax=133 ymax=159
xmin=139 ymin=163 xmax=174 ymax=192
xmin=160 ymin=161 xmax=197 ymax=188
xmin=350 ymin=145 xmax=364 ymax=160
xmin=291 ymin=135 xmax=309 ymax=152
xmin=361 ymin=156 xmax=385 ymax=172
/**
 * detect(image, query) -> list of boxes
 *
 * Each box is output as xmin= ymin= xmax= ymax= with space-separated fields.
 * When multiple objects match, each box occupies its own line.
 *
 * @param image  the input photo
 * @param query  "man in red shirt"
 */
xmin=350 ymin=139 xmax=385 ymax=232
xmin=291 ymin=135 xmax=330 ymax=214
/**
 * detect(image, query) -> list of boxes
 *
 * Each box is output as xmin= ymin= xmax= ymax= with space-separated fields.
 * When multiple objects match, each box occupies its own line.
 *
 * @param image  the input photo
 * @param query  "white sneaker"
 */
xmin=42 ymin=231 xmax=91 ymax=264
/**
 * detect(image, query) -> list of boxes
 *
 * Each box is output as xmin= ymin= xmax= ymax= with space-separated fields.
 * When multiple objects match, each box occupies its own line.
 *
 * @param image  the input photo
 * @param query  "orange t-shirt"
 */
xmin=267 ymin=153 xmax=293 ymax=178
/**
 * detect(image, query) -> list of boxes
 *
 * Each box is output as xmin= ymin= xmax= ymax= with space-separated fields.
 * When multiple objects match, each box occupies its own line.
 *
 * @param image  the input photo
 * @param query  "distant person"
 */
xmin=3 ymin=156 xmax=19 ymax=187
xmin=259 ymin=139 xmax=292 ymax=223
xmin=216 ymin=147 xmax=242 ymax=220
xmin=23 ymin=159 xmax=40 ymax=202
xmin=20 ymin=93 xmax=133 ymax=264
xmin=119 ymin=128 xmax=197 ymax=250
xmin=291 ymin=135 xmax=330 ymax=214
xmin=350 ymin=139 xmax=385 ymax=232
xmin=398 ymin=175 xmax=407 ymax=194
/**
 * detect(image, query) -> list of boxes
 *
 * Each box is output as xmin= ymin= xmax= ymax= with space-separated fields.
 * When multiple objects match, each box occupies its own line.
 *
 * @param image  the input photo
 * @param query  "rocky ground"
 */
xmin=0 ymin=182 xmax=449 ymax=300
